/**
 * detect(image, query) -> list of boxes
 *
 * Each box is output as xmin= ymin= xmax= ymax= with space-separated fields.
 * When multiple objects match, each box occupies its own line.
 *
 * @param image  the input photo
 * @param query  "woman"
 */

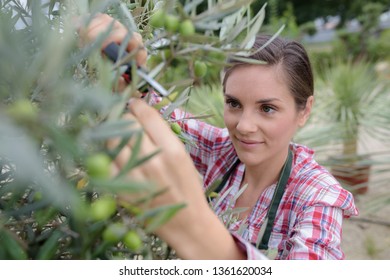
xmin=82 ymin=14 xmax=358 ymax=260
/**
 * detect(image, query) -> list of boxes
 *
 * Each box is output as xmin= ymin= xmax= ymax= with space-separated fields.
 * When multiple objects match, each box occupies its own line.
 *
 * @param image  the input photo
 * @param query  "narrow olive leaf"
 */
xmin=45 ymin=124 xmax=81 ymax=159
xmin=36 ymin=229 xmax=63 ymax=260
xmin=0 ymin=229 xmax=28 ymax=260
xmin=88 ymin=0 xmax=116 ymax=16
xmin=117 ymin=132 xmax=162 ymax=178
xmin=193 ymin=0 xmax=255 ymax=23
xmin=205 ymin=178 xmax=222 ymax=198
xmin=48 ymin=0 xmax=57 ymax=16
xmin=4 ymin=200 xmax=49 ymax=218
xmin=176 ymin=42 xmax=222 ymax=56
xmin=137 ymin=203 xmax=187 ymax=233
xmin=117 ymin=2 xmax=138 ymax=33
xmin=240 ymin=3 xmax=267 ymax=50
xmin=162 ymin=87 xmax=191 ymax=119
xmin=89 ymin=178 xmax=154 ymax=193
xmin=175 ymin=32 xmax=222 ymax=44
xmin=83 ymin=119 xmax=140 ymax=141
xmin=107 ymin=135 xmax=131 ymax=160
xmin=249 ymin=24 xmax=285 ymax=56
xmin=193 ymin=21 xmax=221 ymax=31
xmin=176 ymin=132 xmax=198 ymax=147
xmin=66 ymin=41 xmax=106 ymax=69
xmin=236 ymin=219 xmax=249 ymax=236
xmin=219 ymin=207 xmax=248 ymax=220
xmin=211 ymin=184 xmax=235 ymax=211
xmin=183 ymin=0 xmax=204 ymax=14
xmin=220 ymin=207 xmax=248 ymax=216
xmin=34 ymin=207 xmax=58 ymax=228
xmin=220 ymin=8 xmax=246 ymax=43
xmin=0 ymin=120 xmax=83 ymax=212
xmin=233 ymin=183 xmax=248 ymax=201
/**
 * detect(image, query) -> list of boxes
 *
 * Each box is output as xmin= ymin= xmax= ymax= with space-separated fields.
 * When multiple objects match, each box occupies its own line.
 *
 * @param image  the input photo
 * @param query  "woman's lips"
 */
xmin=236 ymin=137 xmax=264 ymax=148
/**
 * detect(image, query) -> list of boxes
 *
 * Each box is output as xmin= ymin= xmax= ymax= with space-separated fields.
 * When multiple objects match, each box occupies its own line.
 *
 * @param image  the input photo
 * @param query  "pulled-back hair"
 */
xmin=222 ymin=35 xmax=314 ymax=110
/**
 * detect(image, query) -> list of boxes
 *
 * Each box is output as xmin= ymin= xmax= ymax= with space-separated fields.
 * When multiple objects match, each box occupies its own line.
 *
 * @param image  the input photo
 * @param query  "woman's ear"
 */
xmin=298 ymin=96 xmax=314 ymax=127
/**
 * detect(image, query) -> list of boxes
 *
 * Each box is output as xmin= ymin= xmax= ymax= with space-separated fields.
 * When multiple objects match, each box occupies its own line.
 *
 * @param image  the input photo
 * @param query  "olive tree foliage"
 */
xmin=0 ymin=0 xmax=271 ymax=259
xmin=251 ymin=0 xmax=390 ymax=26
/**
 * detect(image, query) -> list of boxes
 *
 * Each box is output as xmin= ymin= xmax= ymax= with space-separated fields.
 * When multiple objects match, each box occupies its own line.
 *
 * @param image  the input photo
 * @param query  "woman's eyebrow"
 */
xmin=224 ymin=93 xmax=282 ymax=105
xmin=225 ymin=94 xmax=281 ymax=103
xmin=255 ymin=98 xmax=281 ymax=104
xmin=224 ymin=94 xmax=236 ymax=99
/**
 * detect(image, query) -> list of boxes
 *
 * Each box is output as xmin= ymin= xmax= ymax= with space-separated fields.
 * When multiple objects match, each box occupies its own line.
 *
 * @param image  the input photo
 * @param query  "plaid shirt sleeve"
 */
xmin=273 ymin=144 xmax=359 ymax=260
xmin=279 ymin=205 xmax=346 ymax=259
xmin=231 ymin=233 xmax=269 ymax=260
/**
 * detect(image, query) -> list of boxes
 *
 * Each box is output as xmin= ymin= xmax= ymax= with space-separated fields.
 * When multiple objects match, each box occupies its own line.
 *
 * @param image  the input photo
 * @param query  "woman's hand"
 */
xmin=78 ymin=13 xmax=147 ymax=67
xmin=78 ymin=14 xmax=147 ymax=91
xmin=108 ymin=99 xmax=246 ymax=259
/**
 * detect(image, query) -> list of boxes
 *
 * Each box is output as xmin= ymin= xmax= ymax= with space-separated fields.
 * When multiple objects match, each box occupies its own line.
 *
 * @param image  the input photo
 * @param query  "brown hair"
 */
xmin=222 ymin=35 xmax=314 ymax=110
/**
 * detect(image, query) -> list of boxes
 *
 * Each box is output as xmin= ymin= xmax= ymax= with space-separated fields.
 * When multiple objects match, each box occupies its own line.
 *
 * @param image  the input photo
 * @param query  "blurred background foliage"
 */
xmin=1 ymin=0 xmax=390 ymax=260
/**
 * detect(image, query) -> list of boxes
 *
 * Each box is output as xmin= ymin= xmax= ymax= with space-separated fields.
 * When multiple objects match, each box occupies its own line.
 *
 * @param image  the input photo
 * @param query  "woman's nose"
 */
xmin=236 ymin=111 xmax=257 ymax=134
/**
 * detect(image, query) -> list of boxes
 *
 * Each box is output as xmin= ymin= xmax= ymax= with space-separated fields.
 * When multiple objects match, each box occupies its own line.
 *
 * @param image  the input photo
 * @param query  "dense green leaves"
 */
xmin=0 ymin=0 xmax=268 ymax=260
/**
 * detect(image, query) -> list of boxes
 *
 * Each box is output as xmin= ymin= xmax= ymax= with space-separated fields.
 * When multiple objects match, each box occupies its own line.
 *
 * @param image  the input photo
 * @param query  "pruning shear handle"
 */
xmin=103 ymin=42 xmax=168 ymax=97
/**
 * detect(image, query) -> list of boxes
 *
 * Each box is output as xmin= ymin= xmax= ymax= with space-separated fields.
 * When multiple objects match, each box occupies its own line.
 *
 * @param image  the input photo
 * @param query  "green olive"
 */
xmin=123 ymin=230 xmax=142 ymax=251
xmin=89 ymin=196 xmax=117 ymax=221
xmin=170 ymin=122 xmax=182 ymax=135
xmin=85 ymin=153 xmax=111 ymax=179
xmin=164 ymin=14 xmax=179 ymax=32
xmin=194 ymin=61 xmax=208 ymax=78
xmin=150 ymin=10 xmax=166 ymax=28
xmin=179 ymin=19 xmax=195 ymax=36
xmin=7 ymin=99 xmax=37 ymax=121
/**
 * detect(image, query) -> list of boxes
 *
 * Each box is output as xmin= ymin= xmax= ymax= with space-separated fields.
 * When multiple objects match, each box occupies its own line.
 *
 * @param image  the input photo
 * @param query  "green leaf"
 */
xmin=220 ymin=7 xmax=246 ymax=43
xmin=0 ymin=229 xmax=28 ymax=260
xmin=162 ymin=86 xmax=191 ymax=119
xmin=36 ymin=229 xmax=63 ymax=260
xmin=83 ymin=119 xmax=140 ymax=141
xmin=183 ymin=0 xmax=204 ymax=14
xmin=240 ymin=3 xmax=267 ymax=50
xmin=194 ymin=0 xmax=255 ymax=23
xmin=246 ymin=24 xmax=285 ymax=57
xmin=117 ymin=2 xmax=139 ymax=33
xmin=117 ymin=133 xmax=162 ymax=178
xmin=139 ymin=203 xmax=187 ymax=233
xmin=89 ymin=177 xmax=154 ymax=194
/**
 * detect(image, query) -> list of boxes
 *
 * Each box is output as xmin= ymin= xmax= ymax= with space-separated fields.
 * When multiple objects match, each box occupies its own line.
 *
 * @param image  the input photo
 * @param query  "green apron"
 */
xmin=211 ymin=149 xmax=293 ymax=250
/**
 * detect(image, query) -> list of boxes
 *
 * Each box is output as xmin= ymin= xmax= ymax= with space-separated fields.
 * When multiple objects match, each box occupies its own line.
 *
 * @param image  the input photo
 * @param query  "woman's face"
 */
xmin=223 ymin=64 xmax=312 ymax=167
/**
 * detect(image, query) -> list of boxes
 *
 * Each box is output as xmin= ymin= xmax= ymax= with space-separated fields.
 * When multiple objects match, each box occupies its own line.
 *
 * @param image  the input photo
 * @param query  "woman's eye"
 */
xmin=261 ymin=105 xmax=275 ymax=114
xmin=226 ymin=99 xmax=240 ymax=109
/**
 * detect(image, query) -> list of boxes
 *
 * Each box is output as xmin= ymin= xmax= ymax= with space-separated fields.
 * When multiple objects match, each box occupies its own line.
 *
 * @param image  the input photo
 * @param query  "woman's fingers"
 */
xmin=126 ymin=98 xmax=204 ymax=197
xmin=107 ymin=113 xmax=169 ymax=187
xmin=128 ymin=32 xmax=147 ymax=67
xmin=79 ymin=13 xmax=147 ymax=67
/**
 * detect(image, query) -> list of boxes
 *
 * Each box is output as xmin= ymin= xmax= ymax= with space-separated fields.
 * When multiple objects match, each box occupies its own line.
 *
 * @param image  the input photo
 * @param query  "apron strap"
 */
xmin=256 ymin=149 xmax=293 ymax=250
xmin=206 ymin=158 xmax=241 ymax=197
xmin=207 ymin=149 xmax=293 ymax=251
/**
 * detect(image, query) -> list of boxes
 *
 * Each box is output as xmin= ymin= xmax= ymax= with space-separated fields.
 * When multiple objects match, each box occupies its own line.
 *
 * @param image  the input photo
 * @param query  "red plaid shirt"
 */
xmin=152 ymin=96 xmax=358 ymax=260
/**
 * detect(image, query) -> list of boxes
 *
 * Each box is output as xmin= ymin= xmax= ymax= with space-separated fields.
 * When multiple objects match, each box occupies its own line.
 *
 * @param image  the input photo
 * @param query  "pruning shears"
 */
xmin=103 ymin=42 xmax=168 ymax=97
